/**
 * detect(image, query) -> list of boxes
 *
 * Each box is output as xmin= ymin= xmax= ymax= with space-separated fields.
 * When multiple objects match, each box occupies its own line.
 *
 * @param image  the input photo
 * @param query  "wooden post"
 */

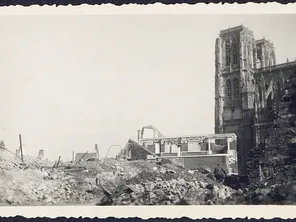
xmin=19 ymin=134 xmax=24 ymax=162
xmin=72 ymin=151 xmax=75 ymax=162
xmin=56 ymin=156 xmax=61 ymax=168
xmin=95 ymin=144 xmax=99 ymax=160
xmin=137 ymin=130 xmax=140 ymax=144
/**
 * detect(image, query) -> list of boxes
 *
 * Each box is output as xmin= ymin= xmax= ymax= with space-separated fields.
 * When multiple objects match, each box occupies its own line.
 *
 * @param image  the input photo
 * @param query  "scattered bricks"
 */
xmin=69 ymin=179 xmax=76 ymax=184
xmin=37 ymin=183 xmax=47 ymax=191
xmin=287 ymin=136 xmax=296 ymax=144
xmin=111 ymin=167 xmax=233 ymax=205
xmin=5 ymin=196 xmax=14 ymax=205
xmin=41 ymin=171 xmax=49 ymax=179
xmin=166 ymin=169 xmax=176 ymax=174
xmin=51 ymin=174 xmax=58 ymax=180
xmin=199 ymin=181 xmax=208 ymax=189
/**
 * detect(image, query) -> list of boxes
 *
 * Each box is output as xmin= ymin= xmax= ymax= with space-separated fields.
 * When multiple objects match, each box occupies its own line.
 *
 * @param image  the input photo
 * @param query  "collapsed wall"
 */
xmin=117 ymin=139 xmax=155 ymax=160
xmin=247 ymin=70 xmax=296 ymax=184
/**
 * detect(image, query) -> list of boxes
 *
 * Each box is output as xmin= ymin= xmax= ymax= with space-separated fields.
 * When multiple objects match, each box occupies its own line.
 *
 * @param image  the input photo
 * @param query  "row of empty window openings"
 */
xmin=226 ymin=79 xmax=240 ymax=100
xmin=225 ymin=53 xmax=275 ymax=68
xmin=224 ymin=42 xmax=275 ymax=67
xmin=225 ymin=52 xmax=239 ymax=66
xmin=225 ymin=40 xmax=239 ymax=66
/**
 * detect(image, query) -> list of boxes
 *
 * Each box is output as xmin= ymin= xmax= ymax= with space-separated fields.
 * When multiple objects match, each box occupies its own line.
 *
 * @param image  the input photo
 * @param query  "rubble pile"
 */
xmin=112 ymin=179 xmax=234 ymax=205
xmin=0 ymin=155 xmax=120 ymax=206
xmin=0 ymin=151 xmax=236 ymax=206
xmin=97 ymin=163 xmax=234 ymax=206
xmin=224 ymin=180 xmax=296 ymax=205
xmin=0 ymin=164 xmax=98 ymax=206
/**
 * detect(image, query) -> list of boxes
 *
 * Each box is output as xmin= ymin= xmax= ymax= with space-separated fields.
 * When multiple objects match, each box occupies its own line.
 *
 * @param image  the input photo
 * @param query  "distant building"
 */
xmin=75 ymin=145 xmax=100 ymax=162
xmin=139 ymin=132 xmax=238 ymax=175
xmin=119 ymin=127 xmax=238 ymax=175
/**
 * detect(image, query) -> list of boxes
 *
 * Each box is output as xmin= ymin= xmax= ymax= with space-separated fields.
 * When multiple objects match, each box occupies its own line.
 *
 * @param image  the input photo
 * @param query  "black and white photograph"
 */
xmin=0 ymin=10 xmax=296 ymax=210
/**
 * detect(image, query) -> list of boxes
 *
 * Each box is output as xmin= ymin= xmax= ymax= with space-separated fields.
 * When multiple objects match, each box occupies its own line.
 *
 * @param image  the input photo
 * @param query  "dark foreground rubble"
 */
xmin=101 ymin=163 xmax=234 ymax=205
xmin=226 ymin=70 xmax=296 ymax=205
xmin=223 ymin=181 xmax=296 ymax=205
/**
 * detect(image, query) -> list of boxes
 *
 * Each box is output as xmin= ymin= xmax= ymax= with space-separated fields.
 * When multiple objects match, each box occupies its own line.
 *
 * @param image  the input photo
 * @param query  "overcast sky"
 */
xmin=0 ymin=14 xmax=295 ymax=161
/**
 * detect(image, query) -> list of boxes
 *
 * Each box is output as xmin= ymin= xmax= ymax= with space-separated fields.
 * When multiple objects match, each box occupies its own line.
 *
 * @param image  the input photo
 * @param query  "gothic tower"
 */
xmin=215 ymin=25 xmax=257 ymax=174
xmin=255 ymin=38 xmax=276 ymax=69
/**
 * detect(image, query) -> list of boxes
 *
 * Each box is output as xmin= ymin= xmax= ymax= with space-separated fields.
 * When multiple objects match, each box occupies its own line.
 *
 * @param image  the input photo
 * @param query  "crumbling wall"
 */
xmin=129 ymin=143 xmax=151 ymax=160
xmin=140 ymin=125 xmax=164 ymax=139
xmin=118 ymin=140 xmax=153 ymax=161
xmin=183 ymin=156 xmax=227 ymax=171
xmin=247 ymin=70 xmax=296 ymax=184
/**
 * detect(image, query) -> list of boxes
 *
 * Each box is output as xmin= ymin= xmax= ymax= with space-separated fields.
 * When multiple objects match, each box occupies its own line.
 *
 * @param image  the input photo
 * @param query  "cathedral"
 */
xmin=214 ymin=25 xmax=296 ymax=174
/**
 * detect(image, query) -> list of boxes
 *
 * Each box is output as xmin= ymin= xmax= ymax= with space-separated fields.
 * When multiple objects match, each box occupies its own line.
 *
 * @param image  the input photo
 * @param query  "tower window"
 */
xmin=226 ymin=40 xmax=231 ymax=66
xmin=233 ymin=78 xmax=240 ymax=99
xmin=257 ymin=49 xmax=262 ymax=68
xmin=226 ymin=54 xmax=231 ymax=66
xmin=265 ymin=52 xmax=269 ymax=67
xmin=258 ymin=85 xmax=263 ymax=103
xmin=233 ymin=51 xmax=238 ymax=65
xmin=226 ymin=80 xmax=232 ymax=100
xmin=232 ymin=42 xmax=239 ymax=65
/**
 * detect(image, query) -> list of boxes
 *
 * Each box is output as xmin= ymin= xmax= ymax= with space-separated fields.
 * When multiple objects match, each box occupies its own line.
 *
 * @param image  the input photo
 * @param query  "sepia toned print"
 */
xmin=0 ymin=13 xmax=296 ymax=207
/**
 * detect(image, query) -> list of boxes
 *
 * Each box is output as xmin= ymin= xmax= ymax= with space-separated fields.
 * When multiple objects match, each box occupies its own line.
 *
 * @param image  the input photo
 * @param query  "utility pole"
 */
xmin=72 ymin=151 xmax=75 ymax=162
xmin=19 ymin=134 xmax=24 ymax=162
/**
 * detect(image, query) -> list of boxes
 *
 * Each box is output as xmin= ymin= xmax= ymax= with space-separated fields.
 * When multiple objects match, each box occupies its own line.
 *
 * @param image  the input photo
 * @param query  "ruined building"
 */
xmin=247 ymin=71 xmax=296 ymax=183
xmin=215 ymin=25 xmax=296 ymax=174
xmin=118 ymin=125 xmax=239 ymax=175
xmin=38 ymin=149 xmax=44 ymax=159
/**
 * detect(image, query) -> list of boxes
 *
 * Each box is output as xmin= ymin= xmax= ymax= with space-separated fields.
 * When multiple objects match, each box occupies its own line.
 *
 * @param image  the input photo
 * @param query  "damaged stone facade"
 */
xmin=215 ymin=25 xmax=296 ymax=174
xmin=247 ymin=71 xmax=296 ymax=184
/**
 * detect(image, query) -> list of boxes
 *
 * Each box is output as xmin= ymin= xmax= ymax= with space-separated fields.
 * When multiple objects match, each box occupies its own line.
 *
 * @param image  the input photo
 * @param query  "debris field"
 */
xmin=2 ymin=72 xmax=296 ymax=206
xmin=0 ymin=156 xmax=235 ymax=206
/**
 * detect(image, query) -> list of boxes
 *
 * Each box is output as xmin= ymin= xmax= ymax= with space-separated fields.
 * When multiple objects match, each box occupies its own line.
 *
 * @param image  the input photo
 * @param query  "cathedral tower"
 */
xmin=215 ymin=25 xmax=257 ymax=174
xmin=255 ymin=38 xmax=276 ymax=69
